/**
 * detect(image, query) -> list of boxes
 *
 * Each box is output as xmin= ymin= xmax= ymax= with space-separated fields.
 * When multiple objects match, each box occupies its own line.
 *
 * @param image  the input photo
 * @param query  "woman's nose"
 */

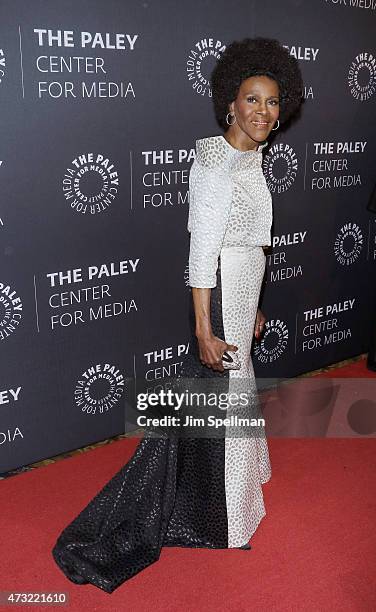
xmin=256 ymin=102 xmax=268 ymax=114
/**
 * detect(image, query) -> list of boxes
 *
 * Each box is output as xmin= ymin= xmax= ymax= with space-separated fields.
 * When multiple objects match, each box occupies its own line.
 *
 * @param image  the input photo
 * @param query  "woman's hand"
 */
xmin=191 ymin=286 xmax=237 ymax=371
xmin=197 ymin=333 xmax=238 ymax=372
xmin=254 ymin=308 xmax=266 ymax=340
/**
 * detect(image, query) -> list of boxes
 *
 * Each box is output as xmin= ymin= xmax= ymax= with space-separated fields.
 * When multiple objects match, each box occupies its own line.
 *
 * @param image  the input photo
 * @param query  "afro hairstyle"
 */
xmin=211 ymin=37 xmax=303 ymax=131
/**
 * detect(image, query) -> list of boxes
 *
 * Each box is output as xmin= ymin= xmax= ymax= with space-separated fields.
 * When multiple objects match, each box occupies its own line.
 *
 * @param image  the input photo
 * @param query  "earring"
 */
xmin=226 ymin=112 xmax=236 ymax=126
xmin=272 ymin=119 xmax=280 ymax=131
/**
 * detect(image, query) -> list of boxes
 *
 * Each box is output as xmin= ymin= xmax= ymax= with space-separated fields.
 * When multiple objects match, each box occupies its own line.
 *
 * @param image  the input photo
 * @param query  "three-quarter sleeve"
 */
xmin=187 ymin=158 xmax=233 ymax=288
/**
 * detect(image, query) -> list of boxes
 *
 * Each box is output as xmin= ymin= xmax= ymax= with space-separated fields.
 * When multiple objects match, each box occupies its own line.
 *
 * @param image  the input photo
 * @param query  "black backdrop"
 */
xmin=1 ymin=0 xmax=375 ymax=472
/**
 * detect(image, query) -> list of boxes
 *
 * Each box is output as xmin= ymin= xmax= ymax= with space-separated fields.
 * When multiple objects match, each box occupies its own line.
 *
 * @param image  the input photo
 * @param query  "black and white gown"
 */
xmin=52 ymin=134 xmax=273 ymax=594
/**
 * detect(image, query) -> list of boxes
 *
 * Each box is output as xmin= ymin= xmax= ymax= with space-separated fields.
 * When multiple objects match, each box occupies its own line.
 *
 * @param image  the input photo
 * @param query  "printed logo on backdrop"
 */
xmin=266 ymin=232 xmax=306 ymax=283
xmin=309 ymin=141 xmax=365 ymax=191
xmin=282 ymin=45 xmax=319 ymax=62
xmin=186 ymin=38 xmax=226 ymax=97
xmin=334 ymin=222 xmax=363 ymax=265
xmin=0 ymin=47 xmax=5 ymax=84
xmin=324 ymin=0 xmax=376 ymax=11
xmin=253 ymin=319 xmax=289 ymax=363
xmin=141 ymin=147 xmax=193 ymax=210
xmin=0 ymin=386 xmax=21 ymax=407
xmin=348 ymin=52 xmax=376 ymax=101
xmin=143 ymin=343 xmax=189 ymax=394
xmin=0 ymin=386 xmax=23 ymax=448
xmin=0 ymin=427 xmax=23 ymax=446
xmin=62 ymin=153 xmax=119 ymax=214
xmin=282 ymin=45 xmax=318 ymax=100
xmin=262 ymin=144 xmax=298 ymax=193
xmin=33 ymin=29 xmax=137 ymax=100
xmin=45 ymin=259 xmax=138 ymax=331
xmin=300 ymin=299 xmax=354 ymax=353
xmin=74 ymin=363 xmax=125 ymax=415
xmin=0 ymin=282 xmax=23 ymax=341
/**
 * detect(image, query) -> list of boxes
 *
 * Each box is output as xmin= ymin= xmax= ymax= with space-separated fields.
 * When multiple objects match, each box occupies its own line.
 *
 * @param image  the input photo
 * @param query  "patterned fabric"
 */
xmin=220 ymin=246 xmax=271 ymax=546
xmin=186 ymin=135 xmax=272 ymax=547
xmin=51 ymin=134 xmax=273 ymax=593
xmin=188 ymin=135 xmax=272 ymax=287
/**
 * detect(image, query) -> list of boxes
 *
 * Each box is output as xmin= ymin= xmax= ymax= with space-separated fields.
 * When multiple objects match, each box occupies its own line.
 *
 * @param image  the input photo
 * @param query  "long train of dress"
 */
xmin=52 ymin=246 xmax=271 ymax=593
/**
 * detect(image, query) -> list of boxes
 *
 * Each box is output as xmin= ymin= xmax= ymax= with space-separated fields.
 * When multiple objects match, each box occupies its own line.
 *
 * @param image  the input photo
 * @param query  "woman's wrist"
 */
xmin=195 ymin=326 xmax=213 ymax=340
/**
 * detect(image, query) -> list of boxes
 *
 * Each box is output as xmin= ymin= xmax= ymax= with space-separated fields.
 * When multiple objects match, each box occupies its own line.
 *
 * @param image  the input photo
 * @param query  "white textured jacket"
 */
xmin=188 ymin=135 xmax=273 ymax=288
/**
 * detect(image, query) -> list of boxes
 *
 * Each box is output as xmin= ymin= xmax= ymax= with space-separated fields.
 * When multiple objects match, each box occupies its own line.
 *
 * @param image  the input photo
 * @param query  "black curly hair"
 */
xmin=211 ymin=37 xmax=303 ymax=131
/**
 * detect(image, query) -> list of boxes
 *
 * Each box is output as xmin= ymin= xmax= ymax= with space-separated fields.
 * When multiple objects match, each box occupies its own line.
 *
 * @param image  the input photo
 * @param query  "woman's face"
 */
xmin=228 ymin=75 xmax=280 ymax=146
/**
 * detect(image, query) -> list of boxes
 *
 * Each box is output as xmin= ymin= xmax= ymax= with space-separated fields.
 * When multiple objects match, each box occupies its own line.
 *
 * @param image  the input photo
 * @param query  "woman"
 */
xmin=52 ymin=37 xmax=303 ymax=593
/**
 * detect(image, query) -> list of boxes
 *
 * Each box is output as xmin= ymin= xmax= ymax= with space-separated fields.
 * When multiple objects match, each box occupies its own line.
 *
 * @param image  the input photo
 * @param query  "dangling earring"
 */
xmin=226 ymin=112 xmax=236 ymax=126
xmin=272 ymin=119 xmax=280 ymax=131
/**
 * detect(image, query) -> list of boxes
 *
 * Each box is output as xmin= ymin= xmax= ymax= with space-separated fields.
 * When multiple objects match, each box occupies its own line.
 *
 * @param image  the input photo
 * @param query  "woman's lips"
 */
xmin=252 ymin=121 xmax=269 ymax=128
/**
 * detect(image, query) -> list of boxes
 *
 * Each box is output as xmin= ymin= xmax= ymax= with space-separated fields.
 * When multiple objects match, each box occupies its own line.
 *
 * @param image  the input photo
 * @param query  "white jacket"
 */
xmin=188 ymin=135 xmax=272 ymax=288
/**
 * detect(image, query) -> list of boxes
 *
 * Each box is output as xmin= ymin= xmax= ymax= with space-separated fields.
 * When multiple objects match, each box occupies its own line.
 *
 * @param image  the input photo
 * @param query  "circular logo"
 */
xmin=62 ymin=153 xmax=119 ymax=214
xmin=186 ymin=38 xmax=226 ymax=97
xmin=334 ymin=222 xmax=363 ymax=265
xmin=262 ymin=144 xmax=298 ymax=193
xmin=254 ymin=319 xmax=289 ymax=363
xmin=348 ymin=52 xmax=376 ymax=101
xmin=0 ymin=281 xmax=22 ymax=341
xmin=74 ymin=363 xmax=125 ymax=415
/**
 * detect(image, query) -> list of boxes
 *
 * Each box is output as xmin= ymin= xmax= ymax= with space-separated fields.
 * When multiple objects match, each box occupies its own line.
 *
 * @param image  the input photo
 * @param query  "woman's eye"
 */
xmin=247 ymin=97 xmax=279 ymax=104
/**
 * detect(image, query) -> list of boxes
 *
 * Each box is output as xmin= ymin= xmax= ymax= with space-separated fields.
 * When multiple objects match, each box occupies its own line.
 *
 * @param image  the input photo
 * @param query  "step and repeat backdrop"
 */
xmin=1 ymin=0 xmax=375 ymax=471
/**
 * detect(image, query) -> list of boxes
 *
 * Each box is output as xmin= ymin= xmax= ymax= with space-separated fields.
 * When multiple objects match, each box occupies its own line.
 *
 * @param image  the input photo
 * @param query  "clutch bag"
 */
xmin=222 ymin=350 xmax=241 ymax=370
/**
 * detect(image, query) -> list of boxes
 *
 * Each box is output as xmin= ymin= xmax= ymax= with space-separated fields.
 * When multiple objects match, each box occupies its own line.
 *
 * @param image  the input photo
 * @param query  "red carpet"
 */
xmin=315 ymin=358 xmax=376 ymax=378
xmin=1 ymin=358 xmax=375 ymax=611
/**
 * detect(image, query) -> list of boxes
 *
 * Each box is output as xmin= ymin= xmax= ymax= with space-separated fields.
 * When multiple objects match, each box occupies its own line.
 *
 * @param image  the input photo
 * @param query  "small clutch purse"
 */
xmin=222 ymin=350 xmax=241 ymax=370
